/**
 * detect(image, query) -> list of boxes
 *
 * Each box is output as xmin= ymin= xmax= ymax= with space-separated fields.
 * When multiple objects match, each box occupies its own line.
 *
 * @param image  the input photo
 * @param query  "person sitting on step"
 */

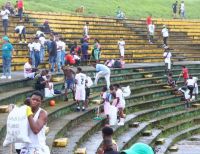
xmin=167 ymin=72 xmax=176 ymax=88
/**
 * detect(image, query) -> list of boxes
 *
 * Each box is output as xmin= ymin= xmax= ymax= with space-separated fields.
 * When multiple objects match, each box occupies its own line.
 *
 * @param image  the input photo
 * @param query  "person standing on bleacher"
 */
xmin=17 ymin=0 xmax=23 ymax=22
xmin=0 ymin=6 xmax=10 ymax=35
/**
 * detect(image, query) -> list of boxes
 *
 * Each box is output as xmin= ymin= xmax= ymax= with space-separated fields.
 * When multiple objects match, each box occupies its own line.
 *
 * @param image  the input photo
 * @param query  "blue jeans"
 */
xmin=57 ymin=51 xmax=61 ymax=71
xmin=49 ymin=55 xmax=57 ymax=72
xmin=61 ymin=50 xmax=66 ymax=66
xmin=34 ymin=51 xmax=40 ymax=68
xmin=30 ymin=50 xmax=35 ymax=67
xmin=40 ymin=46 xmax=45 ymax=62
xmin=2 ymin=57 xmax=11 ymax=76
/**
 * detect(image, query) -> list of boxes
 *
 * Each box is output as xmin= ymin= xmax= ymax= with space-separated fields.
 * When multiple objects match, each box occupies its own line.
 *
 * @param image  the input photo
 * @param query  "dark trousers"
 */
xmin=18 ymin=8 xmax=23 ymax=20
xmin=163 ymin=37 xmax=168 ymax=46
xmin=34 ymin=51 xmax=40 ymax=68
xmin=16 ymin=149 xmax=21 ymax=154
xmin=19 ymin=28 xmax=26 ymax=41
xmin=2 ymin=19 xmax=8 ymax=35
xmin=187 ymin=85 xmax=194 ymax=98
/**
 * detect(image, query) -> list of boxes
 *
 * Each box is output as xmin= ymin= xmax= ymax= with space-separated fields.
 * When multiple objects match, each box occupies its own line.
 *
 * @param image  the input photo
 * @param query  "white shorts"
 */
xmin=75 ymin=88 xmax=86 ymax=101
xmin=120 ymin=49 xmax=125 ymax=57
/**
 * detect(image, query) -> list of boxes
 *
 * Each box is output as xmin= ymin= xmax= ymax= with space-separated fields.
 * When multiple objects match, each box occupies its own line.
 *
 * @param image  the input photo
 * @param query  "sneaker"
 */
xmin=76 ymin=106 xmax=80 ymax=112
xmin=82 ymin=107 xmax=85 ymax=111
xmin=24 ymin=41 xmax=27 ymax=43
xmin=8 ymin=76 xmax=11 ymax=79
xmin=0 ymin=75 xmax=6 ymax=79
xmin=19 ymin=41 xmax=22 ymax=44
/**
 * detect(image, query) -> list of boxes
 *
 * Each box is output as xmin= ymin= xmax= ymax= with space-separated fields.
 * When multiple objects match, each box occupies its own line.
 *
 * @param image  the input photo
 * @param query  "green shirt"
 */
xmin=2 ymin=42 xmax=13 ymax=58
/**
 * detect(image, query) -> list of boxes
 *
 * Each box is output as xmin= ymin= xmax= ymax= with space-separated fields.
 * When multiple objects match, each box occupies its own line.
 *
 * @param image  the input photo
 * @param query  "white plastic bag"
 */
xmin=86 ymin=76 xmax=93 ymax=88
xmin=122 ymin=86 xmax=131 ymax=98
xmin=108 ymin=105 xmax=118 ymax=126
xmin=3 ymin=105 xmax=31 ymax=146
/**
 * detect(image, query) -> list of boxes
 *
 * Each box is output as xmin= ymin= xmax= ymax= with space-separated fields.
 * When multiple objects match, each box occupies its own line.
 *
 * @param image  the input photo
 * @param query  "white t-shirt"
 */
xmin=39 ymin=37 xmax=46 ymax=46
xmin=187 ymin=79 xmax=195 ymax=86
xmin=116 ymin=88 xmax=123 ymax=103
xmin=162 ymin=28 xmax=169 ymax=37
xmin=1 ymin=9 xmax=10 ymax=20
xmin=32 ymin=42 xmax=41 ymax=51
xmin=15 ymin=26 xmax=24 ymax=34
xmin=163 ymin=51 xmax=172 ymax=63
xmin=83 ymin=25 xmax=89 ymax=35
xmin=60 ymin=41 xmax=66 ymax=51
xmin=56 ymin=40 xmax=63 ymax=52
xmin=74 ymin=55 xmax=80 ymax=60
xmin=118 ymin=40 xmax=125 ymax=50
xmin=28 ymin=43 xmax=34 ymax=51
xmin=181 ymin=3 xmax=185 ymax=11
xmin=75 ymin=73 xmax=87 ymax=89
xmin=24 ymin=62 xmax=32 ymax=77
xmin=36 ymin=31 xmax=44 ymax=37
xmin=148 ymin=24 xmax=155 ymax=34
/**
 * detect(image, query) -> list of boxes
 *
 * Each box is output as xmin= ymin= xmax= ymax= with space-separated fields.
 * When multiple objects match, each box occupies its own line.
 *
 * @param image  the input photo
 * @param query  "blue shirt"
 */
xmin=2 ymin=43 xmax=13 ymax=58
xmin=96 ymin=64 xmax=110 ymax=73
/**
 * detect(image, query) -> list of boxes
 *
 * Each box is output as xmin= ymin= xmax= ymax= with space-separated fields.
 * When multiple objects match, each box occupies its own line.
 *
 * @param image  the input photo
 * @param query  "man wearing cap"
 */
xmin=1 ymin=36 xmax=14 ymax=79
xmin=161 ymin=25 xmax=169 ymax=46
xmin=121 ymin=143 xmax=154 ymax=154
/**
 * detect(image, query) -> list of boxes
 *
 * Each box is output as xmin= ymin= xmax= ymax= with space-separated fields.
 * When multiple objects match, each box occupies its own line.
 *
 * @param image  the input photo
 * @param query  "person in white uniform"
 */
xmin=161 ymin=25 xmax=169 ymax=46
xmin=163 ymin=47 xmax=172 ymax=75
xmin=75 ymin=67 xmax=87 ymax=111
xmin=92 ymin=63 xmax=111 ymax=90
xmin=21 ymin=91 xmax=50 ymax=154
xmin=24 ymin=58 xmax=36 ymax=79
xmin=118 ymin=37 xmax=125 ymax=60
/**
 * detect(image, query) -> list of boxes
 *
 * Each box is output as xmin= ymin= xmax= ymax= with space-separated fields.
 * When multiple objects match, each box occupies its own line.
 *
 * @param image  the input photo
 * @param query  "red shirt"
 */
xmin=146 ymin=16 xmax=152 ymax=25
xmin=18 ymin=1 xmax=23 ymax=9
xmin=182 ymin=68 xmax=189 ymax=79
xmin=65 ymin=55 xmax=75 ymax=64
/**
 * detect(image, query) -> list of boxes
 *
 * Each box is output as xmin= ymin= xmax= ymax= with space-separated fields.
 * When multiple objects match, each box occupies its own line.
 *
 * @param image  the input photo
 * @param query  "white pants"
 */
xmin=20 ymin=145 xmax=50 ymax=154
xmin=95 ymin=71 xmax=110 ymax=89
xmin=119 ymin=48 xmax=125 ymax=57
xmin=75 ymin=87 xmax=86 ymax=101
xmin=24 ymin=72 xmax=35 ymax=79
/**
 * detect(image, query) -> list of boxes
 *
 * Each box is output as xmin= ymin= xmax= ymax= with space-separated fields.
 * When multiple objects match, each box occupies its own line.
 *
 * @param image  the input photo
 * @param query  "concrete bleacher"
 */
xmin=0 ymin=62 xmax=200 ymax=154
xmin=0 ymin=12 xmax=200 ymax=70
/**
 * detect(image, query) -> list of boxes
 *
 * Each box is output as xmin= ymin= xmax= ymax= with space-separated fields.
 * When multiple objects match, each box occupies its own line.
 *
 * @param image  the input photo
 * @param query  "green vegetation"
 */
xmin=1 ymin=0 xmax=200 ymax=19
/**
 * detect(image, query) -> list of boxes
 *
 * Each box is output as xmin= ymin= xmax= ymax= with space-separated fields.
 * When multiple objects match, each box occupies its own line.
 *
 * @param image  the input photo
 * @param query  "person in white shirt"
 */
xmin=148 ymin=22 xmax=155 ymax=44
xmin=118 ymin=37 xmax=125 ymax=60
xmin=1 ymin=6 xmax=10 ymax=35
xmin=114 ymin=84 xmax=125 ymax=125
xmin=21 ymin=91 xmax=50 ymax=154
xmin=39 ymin=34 xmax=46 ymax=62
xmin=192 ymin=77 xmax=198 ymax=100
xmin=60 ymin=38 xmax=66 ymax=66
xmin=92 ymin=63 xmax=111 ymax=90
xmin=36 ymin=30 xmax=45 ymax=37
xmin=56 ymin=37 xmax=63 ymax=72
xmin=28 ymin=38 xmax=35 ymax=67
xmin=186 ymin=75 xmax=195 ymax=99
xmin=180 ymin=1 xmax=185 ymax=19
xmin=15 ymin=25 xmax=26 ymax=43
xmin=163 ymin=47 xmax=172 ymax=74
xmin=161 ymin=25 xmax=169 ymax=46
xmin=32 ymin=37 xmax=41 ymax=68
xmin=24 ymin=58 xmax=36 ymax=79
xmin=75 ymin=67 xmax=87 ymax=111
xmin=83 ymin=22 xmax=89 ymax=36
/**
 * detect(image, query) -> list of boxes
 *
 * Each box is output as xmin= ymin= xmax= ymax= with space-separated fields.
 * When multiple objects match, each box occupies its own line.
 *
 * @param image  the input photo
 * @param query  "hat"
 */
xmin=2 ymin=36 xmax=9 ymax=42
xmin=122 ymin=143 xmax=154 ymax=154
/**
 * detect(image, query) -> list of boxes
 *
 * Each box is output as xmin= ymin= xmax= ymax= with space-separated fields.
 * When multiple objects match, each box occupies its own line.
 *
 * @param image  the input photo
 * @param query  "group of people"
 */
xmin=172 ymin=1 xmax=185 ymax=19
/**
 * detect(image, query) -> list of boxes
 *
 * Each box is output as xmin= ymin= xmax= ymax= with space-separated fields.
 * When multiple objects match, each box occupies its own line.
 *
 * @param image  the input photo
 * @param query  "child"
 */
xmin=163 ymin=47 xmax=172 ymax=75
xmin=148 ymin=21 xmax=155 ymax=44
xmin=85 ymin=75 xmax=93 ymax=108
xmin=118 ymin=37 xmax=125 ymax=60
xmin=101 ymin=86 xmax=111 ymax=124
xmin=192 ymin=77 xmax=198 ymax=100
xmin=161 ymin=25 xmax=169 ymax=46
xmin=167 ymin=72 xmax=176 ymax=88
xmin=181 ymin=65 xmax=189 ymax=84
xmin=178 ymin=86 xmax=190 ymax=108
xmin=113 ymin=84 xmax=125 ymax=125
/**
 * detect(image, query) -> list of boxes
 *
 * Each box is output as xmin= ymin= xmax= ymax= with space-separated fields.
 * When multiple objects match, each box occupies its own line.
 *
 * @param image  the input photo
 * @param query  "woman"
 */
xmin=92 ymin=39 xmax=101 ymax=62
xmin=1 ymin=36 xmax=14 ymax=79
